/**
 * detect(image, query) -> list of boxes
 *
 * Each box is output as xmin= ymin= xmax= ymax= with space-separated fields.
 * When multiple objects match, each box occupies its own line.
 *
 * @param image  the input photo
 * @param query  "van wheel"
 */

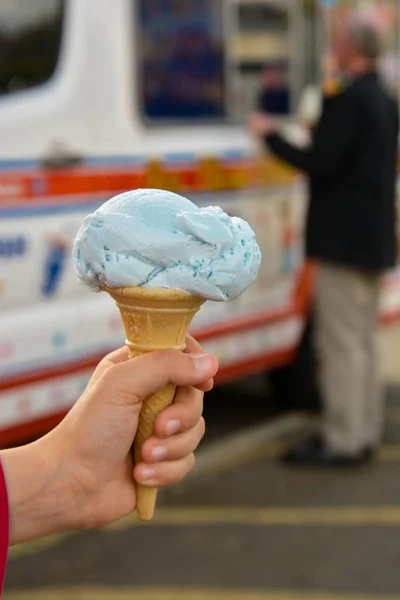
xmin=268 ymin=309 xmax=322 ymax=415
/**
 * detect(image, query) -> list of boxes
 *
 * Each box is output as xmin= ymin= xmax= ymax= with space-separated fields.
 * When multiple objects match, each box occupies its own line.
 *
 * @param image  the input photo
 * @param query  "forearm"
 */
xmin=1 ymin=436 xmax=77 ymax=545
xmin=265 ymin=133 xmax=312 ymax=173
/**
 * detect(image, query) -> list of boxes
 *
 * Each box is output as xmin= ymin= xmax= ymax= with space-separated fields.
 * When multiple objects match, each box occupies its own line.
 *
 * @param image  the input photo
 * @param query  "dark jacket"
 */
xmin=265 ymin=72 xmax=399 ymax=271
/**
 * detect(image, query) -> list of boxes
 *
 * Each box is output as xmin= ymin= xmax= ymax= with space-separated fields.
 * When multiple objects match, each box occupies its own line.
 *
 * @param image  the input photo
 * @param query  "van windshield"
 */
xmin=0 ymin=0 xmax=64 ymax=97
xmin=137 ymin=0 xmax=226 ymax=122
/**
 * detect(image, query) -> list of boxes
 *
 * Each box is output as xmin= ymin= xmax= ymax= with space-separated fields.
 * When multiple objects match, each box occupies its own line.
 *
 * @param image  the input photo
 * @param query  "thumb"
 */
xmin=97 ymin=349 xmax=219 ymax=406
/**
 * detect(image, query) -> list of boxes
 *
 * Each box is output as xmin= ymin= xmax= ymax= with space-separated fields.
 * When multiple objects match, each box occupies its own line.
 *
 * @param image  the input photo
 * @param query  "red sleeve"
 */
xmin=0 ymin=459 xmax=9 ymax=595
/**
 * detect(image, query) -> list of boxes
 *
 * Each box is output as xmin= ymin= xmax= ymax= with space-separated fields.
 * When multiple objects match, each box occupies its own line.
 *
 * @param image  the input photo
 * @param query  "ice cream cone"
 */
xmin=104 ymin=286 xmax=205 ymax=521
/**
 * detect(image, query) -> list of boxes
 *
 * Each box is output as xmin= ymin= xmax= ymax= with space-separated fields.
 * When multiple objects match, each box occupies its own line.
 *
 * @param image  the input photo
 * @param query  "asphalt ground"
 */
xmin=4 ymin=324 xmax=400 ymax=600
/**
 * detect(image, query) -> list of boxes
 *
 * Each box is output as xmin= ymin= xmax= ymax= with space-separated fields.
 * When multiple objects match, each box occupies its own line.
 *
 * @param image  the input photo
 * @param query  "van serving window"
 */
xmin=0 ymin=0 xmax=64 ymax=96
xmin=137 ymin=0 xmax=226 ymax=122
xmin=234 ymin=2 xmax=291 ymax=116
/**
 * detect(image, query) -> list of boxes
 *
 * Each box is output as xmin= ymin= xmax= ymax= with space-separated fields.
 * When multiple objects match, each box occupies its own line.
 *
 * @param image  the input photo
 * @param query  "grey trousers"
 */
xmin=315 ymin=262 xmax=382 ymax=454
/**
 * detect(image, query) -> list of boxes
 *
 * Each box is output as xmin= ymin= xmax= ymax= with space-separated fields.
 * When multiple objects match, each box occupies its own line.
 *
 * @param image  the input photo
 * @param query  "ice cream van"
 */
xmin=0 ymin=0 xmax=399 ymax=445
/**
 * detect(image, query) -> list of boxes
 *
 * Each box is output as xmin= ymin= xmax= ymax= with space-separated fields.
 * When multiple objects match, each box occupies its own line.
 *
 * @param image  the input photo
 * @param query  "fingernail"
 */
xmin=141 ymin=467 xmax=156 ymax=481
xmin=165 ymin=419 xmax=180 ymax=436
xmin=191 ymin=354 xmax=214 ymax=373
xmin=151 ymin=445 xmax=167 ymax=462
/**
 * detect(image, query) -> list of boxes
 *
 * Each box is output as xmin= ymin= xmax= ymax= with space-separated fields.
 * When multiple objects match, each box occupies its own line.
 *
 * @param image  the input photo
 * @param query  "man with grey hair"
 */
xmin=249 ymin=16 xmax=399 ymax=466
xmin=347 ymin=16 xmax=384 ymax=61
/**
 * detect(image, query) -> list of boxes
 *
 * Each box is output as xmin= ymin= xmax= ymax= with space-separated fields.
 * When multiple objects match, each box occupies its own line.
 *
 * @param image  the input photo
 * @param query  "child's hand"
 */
xmin=4 ymin=338 xmax=218 ymax=544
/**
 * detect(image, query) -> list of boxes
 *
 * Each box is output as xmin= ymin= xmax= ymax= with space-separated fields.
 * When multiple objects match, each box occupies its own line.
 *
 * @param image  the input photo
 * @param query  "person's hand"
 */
xmin=247 ymin=111 xmax=277 ymax=137
xmin=60 ymin=335 xmax=218 ymax=529
xmin=3 ymin=337 xmax=218 ymax=544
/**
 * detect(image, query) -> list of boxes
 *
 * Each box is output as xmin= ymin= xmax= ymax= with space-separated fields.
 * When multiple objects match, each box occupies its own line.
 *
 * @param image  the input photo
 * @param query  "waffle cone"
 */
xmin=104 ymin=286 xmax=205 ymax=520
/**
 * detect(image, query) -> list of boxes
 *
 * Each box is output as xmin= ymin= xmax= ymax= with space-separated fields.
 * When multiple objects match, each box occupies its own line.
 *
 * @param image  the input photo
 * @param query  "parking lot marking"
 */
xmin=9 ymin=504 xmax=400 ymax=562
xmin=6 ymin=587 xmax=400 ymax=600
xmin=105 ymin=505 xmax=400 ymax=530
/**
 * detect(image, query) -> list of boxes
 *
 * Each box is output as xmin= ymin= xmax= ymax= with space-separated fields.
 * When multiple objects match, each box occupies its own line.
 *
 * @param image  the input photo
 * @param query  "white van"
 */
xmin=0 ymin=0 xmax=399 ymax=445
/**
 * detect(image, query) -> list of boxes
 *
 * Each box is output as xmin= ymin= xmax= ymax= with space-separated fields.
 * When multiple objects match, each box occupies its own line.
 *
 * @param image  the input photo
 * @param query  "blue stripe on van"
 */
xmin=0 ymin=150 xmax=250 ymax=171
xmin=0 ymin=159 xmax=39 ymax=170
xmin=84 ymin=156 xmax=147 ymax=167
xmin=163 ymin=152 xmax=199 ymax=163
xmin=0 ymin=201 xmax=105 ymax=218
xmin=0 ymin=190 xmax=246 ymax=218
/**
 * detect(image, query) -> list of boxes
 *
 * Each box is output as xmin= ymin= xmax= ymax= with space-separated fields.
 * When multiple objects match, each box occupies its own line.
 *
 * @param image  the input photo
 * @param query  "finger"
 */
xmin=141 ymin=417 xmax=206 ymax=463
xmin=98 ymin=349 xmax=218 ymax=407
xmin=185 ymin=335 xmax=205 ymax=354
xmin=96 ymin=339 xmax=214 ymax=393
xmin=196 ymin=378 xmax=214 ymax=393
xmin=134 ymin=454 xmax=196 ymax=487
xmin=154 ymin=385 xmax=203 ymax=438
xmin=96 ymin=338 xmax=205 ymax=385
xmin=103 ymin=346 xmax=130 ymax=365
xmin=88 ymin=346 xmax=130 ymax=388
xmin=185 ymin=336 xmax=215 ymax=391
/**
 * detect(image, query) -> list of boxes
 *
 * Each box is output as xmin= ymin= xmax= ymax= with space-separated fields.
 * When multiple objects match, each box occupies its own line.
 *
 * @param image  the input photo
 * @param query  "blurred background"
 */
xmin=1 ymin=0 xmax=400 ymax=598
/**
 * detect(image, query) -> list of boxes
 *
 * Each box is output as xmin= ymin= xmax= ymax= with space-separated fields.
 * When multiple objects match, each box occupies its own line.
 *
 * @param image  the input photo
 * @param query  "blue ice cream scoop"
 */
xmin=73 ymin=188 xmax=261 ymax=302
